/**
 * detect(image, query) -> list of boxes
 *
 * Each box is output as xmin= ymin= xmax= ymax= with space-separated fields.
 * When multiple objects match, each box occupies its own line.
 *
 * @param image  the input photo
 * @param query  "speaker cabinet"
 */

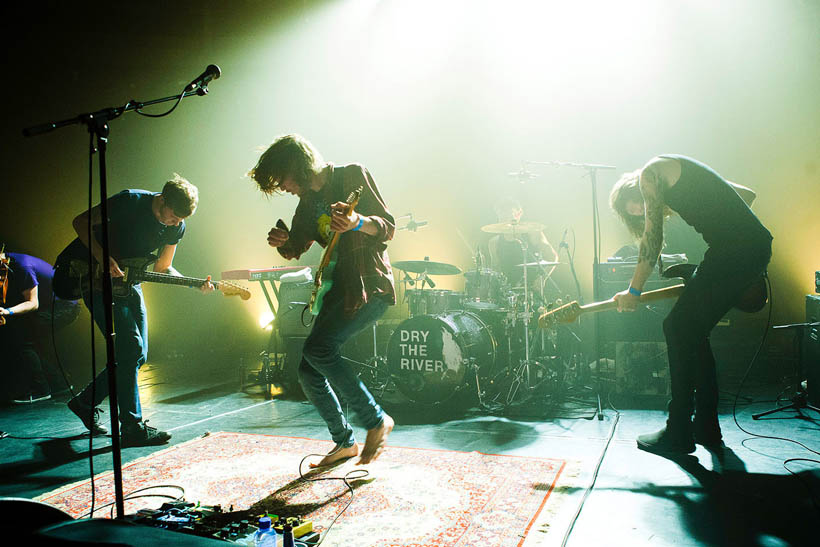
xmin=276 ymin=282 xmax=314 ymax=337
xmin=596 ymin=272 xmax=679 ymax=343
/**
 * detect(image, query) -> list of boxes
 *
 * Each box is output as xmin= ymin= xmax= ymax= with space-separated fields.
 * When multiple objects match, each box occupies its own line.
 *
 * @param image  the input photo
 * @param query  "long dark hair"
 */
xmin=609 ymin=168 xmax=674 ymax=240
xmin=248 ymin=134 xmax=324 ymax=195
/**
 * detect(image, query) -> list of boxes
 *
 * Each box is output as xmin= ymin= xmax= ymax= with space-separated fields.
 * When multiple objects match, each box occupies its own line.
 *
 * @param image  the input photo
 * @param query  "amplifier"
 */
xmin=276 ymin=281 xmax=313 ymax=337
xmin=615 ymin=341 xmax=670 ymax=396
xmin=804 ymin=295 xmax=820 ymax=406
xmin=596 ymin=264 xmax=680 ymax=342
xmin=597 ymin=255 xmax=688 ymax=284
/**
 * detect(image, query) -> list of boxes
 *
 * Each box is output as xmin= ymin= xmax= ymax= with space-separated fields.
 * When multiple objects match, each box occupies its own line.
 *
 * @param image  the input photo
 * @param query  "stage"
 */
xmin=1 ymin=354 xmax=817 ymax=546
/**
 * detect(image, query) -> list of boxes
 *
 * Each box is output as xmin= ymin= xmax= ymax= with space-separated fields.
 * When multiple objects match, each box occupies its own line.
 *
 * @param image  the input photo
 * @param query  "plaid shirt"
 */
xmin=278 ymin=164 xmax=395 ymax=316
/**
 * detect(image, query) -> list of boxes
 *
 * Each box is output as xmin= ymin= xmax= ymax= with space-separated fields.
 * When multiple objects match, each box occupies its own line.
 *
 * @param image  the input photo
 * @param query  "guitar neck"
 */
xmin=581 ymin=284 xmax=685 ymax=315
xmin=134 ymin=270 xmax=211 ymax=288
xmin=314 ymin=190 xmax=362 ymax=283
xmin=317 ymin=232 xmax=342 ymax=273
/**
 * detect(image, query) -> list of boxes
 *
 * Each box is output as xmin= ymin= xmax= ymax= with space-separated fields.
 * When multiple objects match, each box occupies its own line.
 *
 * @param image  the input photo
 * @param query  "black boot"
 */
xmin=637 ymin=419 xmax=695 ymax=455
xmin=693 ymin=414 xmax=723 ymax=449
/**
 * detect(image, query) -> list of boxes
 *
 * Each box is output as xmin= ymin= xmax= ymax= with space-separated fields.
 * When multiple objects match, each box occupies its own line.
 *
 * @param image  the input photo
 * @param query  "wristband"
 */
xmin=7 ymin=309 xmax=14 ymax=315
xmin=351 ymin=215 xmax=364 ymax=232
xmin=628 ymin=286 xmax=642 ymax=297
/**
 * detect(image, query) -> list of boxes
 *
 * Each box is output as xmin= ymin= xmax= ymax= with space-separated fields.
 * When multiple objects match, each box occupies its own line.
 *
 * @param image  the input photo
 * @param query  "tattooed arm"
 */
xmin=614 ymin=159 xmax=669 ymax=311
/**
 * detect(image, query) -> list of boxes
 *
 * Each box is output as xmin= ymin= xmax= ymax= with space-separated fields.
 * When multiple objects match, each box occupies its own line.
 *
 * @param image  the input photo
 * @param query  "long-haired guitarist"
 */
xmin=249 ymin=134 xmax=395 ymax=466
xmin=609 ymin=155 xmax=772 ymax=455
xmin=54 ymin=175 xmax=214 ymax=447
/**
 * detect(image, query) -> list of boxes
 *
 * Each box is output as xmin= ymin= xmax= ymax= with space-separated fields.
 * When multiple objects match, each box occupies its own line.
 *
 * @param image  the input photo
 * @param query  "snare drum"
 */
xmin=406 ymin=289 xmax=464 ymax=316
xmin=387 ymin=311 xmax=496 ymax=405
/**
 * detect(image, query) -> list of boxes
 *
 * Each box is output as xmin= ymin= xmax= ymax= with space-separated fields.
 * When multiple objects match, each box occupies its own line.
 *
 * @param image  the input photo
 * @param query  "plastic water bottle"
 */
xmin=254 ymin=517 xmax=278 ymax=547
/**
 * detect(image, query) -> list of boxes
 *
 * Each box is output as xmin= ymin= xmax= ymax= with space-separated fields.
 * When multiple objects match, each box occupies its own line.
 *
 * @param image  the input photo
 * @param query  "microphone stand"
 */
xmin=525 ymin=160 xmax=616 ymax=420
xmin=23 ymin=84 xmax=213 ymax=519
xmin=752 ymin=322 xmax=820 ymax=420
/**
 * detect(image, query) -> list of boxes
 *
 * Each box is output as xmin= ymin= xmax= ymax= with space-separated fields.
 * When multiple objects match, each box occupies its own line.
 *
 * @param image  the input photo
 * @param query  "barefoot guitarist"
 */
xmin=609 ymin=155 xmax=772 ymax=455
xmin=249 ymin=134 xmax=395 ymax=466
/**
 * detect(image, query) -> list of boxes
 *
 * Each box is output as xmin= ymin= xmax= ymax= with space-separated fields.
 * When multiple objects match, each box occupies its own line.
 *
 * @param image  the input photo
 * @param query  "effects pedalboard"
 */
xmin=125 ymin=500 xmax=320 ymax=544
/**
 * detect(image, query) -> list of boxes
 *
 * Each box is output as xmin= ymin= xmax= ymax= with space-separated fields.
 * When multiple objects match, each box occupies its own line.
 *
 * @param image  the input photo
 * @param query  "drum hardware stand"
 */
xmin=469 ymin=358 xmax=491 ymax=408
xmin=500 ymin=236 xmax=545 ymax=407
xmin=396 ymin=212 xmax=428 ymax=232
xmin=752 ymin=322 xmax=820 ymax=420
xmin=523 ymin=160 xmax=617 ymax=420
xmin=349 ymin=322 xmax=392 ymax=398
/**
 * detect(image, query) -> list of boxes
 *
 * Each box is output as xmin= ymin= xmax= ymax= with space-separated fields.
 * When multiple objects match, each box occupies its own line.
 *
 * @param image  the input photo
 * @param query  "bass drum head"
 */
xmin=387 ymin=311 xmax=495 ymax=405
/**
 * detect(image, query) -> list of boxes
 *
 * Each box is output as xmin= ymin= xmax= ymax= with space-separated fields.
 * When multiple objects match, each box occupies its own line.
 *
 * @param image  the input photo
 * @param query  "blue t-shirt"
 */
xmin=5 ymin=252 xmax=54 ymax=308
xmin=57 ymin=189 xmax=186 ymax=265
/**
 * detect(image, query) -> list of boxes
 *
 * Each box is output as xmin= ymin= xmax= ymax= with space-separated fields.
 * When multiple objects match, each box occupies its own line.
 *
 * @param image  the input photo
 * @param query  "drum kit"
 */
xmin=363 ymin=221 xmax=570 ymax=411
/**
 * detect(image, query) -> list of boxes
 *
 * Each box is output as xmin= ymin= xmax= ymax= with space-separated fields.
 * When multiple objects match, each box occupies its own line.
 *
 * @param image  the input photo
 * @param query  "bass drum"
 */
xmin=387 ymin=311 xmax=496 ymax=405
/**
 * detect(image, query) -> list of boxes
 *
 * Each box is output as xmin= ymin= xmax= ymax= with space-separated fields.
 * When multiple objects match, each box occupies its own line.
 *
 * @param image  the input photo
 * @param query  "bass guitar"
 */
xmin=53 ymin=255 xmax=251 ymax=301
xmin=538 ymin=263 xmax=767 ymax=329
xmin=308 ymin=186 xmax=363 ymax=316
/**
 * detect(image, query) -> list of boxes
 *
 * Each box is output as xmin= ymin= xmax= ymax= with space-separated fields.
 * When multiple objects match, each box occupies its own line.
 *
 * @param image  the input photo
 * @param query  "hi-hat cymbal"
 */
xmin=393 ymin=260 xmax=462 ymax=275
xmin=516 ymin=260 xmax=562 ymax=267
xmin=480 ymin=221 xmax=545 ymax=235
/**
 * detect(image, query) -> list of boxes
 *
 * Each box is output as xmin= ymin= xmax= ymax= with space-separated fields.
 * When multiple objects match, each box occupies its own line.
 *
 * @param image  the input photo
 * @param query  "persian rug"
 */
xmin=36 ymin=432 xmax=575 ymax=547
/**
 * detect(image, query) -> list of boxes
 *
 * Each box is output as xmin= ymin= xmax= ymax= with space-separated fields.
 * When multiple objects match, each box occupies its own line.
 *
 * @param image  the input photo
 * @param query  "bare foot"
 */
xmin=309 ymin=443 xmax=360 ymax=468
xmin=357 ymin=413 xmax=394 ymax=465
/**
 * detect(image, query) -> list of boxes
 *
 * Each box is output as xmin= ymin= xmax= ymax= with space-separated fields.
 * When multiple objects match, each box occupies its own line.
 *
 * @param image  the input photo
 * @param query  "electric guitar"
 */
xmin=538 ymin=263 xmax=767 ymax=329
xmin=308 ymin=186 xmax=363 ymax=316
xmin=0 ymin=248 xmax=9 ymax=326
xmin=53 ymin=255 xmax=251 ymax=301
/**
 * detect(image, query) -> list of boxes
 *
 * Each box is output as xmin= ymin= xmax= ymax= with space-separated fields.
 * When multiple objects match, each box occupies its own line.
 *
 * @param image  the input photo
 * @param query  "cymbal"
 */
xmin=481 ymin=221 xmax=545 ymax=235
xmin=393 ymin=260 xmax=462 ymax=275
xmin=516 ymin=260 xmax=562 ymax=267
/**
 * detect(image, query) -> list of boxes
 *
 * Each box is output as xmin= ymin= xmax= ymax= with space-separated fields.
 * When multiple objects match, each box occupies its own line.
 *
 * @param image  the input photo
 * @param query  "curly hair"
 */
xmin=248 ymin=134 xmax=324 ymax=195
xmin=161 ymin=174 xmax=198 ymax=217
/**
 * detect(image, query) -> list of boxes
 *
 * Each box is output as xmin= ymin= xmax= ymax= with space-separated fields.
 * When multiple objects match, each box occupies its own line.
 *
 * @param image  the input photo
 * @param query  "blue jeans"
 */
xmin=77 ymin=284 xmax=147 ymax=426
xmin=299 ymin=292 xmax=388 ymax=447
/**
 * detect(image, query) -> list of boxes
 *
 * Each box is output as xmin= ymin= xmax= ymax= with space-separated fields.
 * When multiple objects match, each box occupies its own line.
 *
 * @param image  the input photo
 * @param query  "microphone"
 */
xmin=185 ymin=64 xmax=221 ymax=93
xmin=423 ymin=274 xmax=436 ymax=289
xmin=507 ymin=168 xmax=537 ymax=184
xmin=406 ymin=219 xmax=428 ymax=232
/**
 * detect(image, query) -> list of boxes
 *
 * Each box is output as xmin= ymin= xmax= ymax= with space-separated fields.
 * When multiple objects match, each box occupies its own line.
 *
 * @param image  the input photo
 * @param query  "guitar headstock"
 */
xmin=538 ymin=300 xmax=582 ymax=329
xmin=346 ymin=186 xmax=363 ymax=210
xmin=218 ymin=280 xmax=251 ymax=300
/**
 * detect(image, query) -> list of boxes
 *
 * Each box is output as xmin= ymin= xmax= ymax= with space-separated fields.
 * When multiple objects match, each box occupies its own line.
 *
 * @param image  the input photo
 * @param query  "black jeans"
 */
xmin=662 ymin=239 xmax=772 ymax=425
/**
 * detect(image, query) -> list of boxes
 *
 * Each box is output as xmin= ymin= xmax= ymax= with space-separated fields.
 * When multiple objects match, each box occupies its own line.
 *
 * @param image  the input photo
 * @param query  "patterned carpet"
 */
xmin=36 ymin=432 xmax=573 ymax=547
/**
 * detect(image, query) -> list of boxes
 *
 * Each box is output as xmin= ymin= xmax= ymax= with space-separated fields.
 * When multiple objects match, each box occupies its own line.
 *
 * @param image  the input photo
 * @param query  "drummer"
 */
xmin=486 ymin=197 xmax=558 ymax=295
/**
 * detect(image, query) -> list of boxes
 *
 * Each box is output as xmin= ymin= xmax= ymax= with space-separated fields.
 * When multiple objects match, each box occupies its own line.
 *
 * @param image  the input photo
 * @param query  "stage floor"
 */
xmin=1 ymin=356 xmax=818 ymax=546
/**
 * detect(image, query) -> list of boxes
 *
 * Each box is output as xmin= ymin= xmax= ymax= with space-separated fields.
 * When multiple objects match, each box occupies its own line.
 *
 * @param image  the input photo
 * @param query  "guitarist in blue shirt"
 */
xmin=610 ymin=155 xmax=772 ymax=456
xmin=54 ymin=175 xmax=214 ymax=447
xmin=249 ymin=134 xmax=396 ymax=467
